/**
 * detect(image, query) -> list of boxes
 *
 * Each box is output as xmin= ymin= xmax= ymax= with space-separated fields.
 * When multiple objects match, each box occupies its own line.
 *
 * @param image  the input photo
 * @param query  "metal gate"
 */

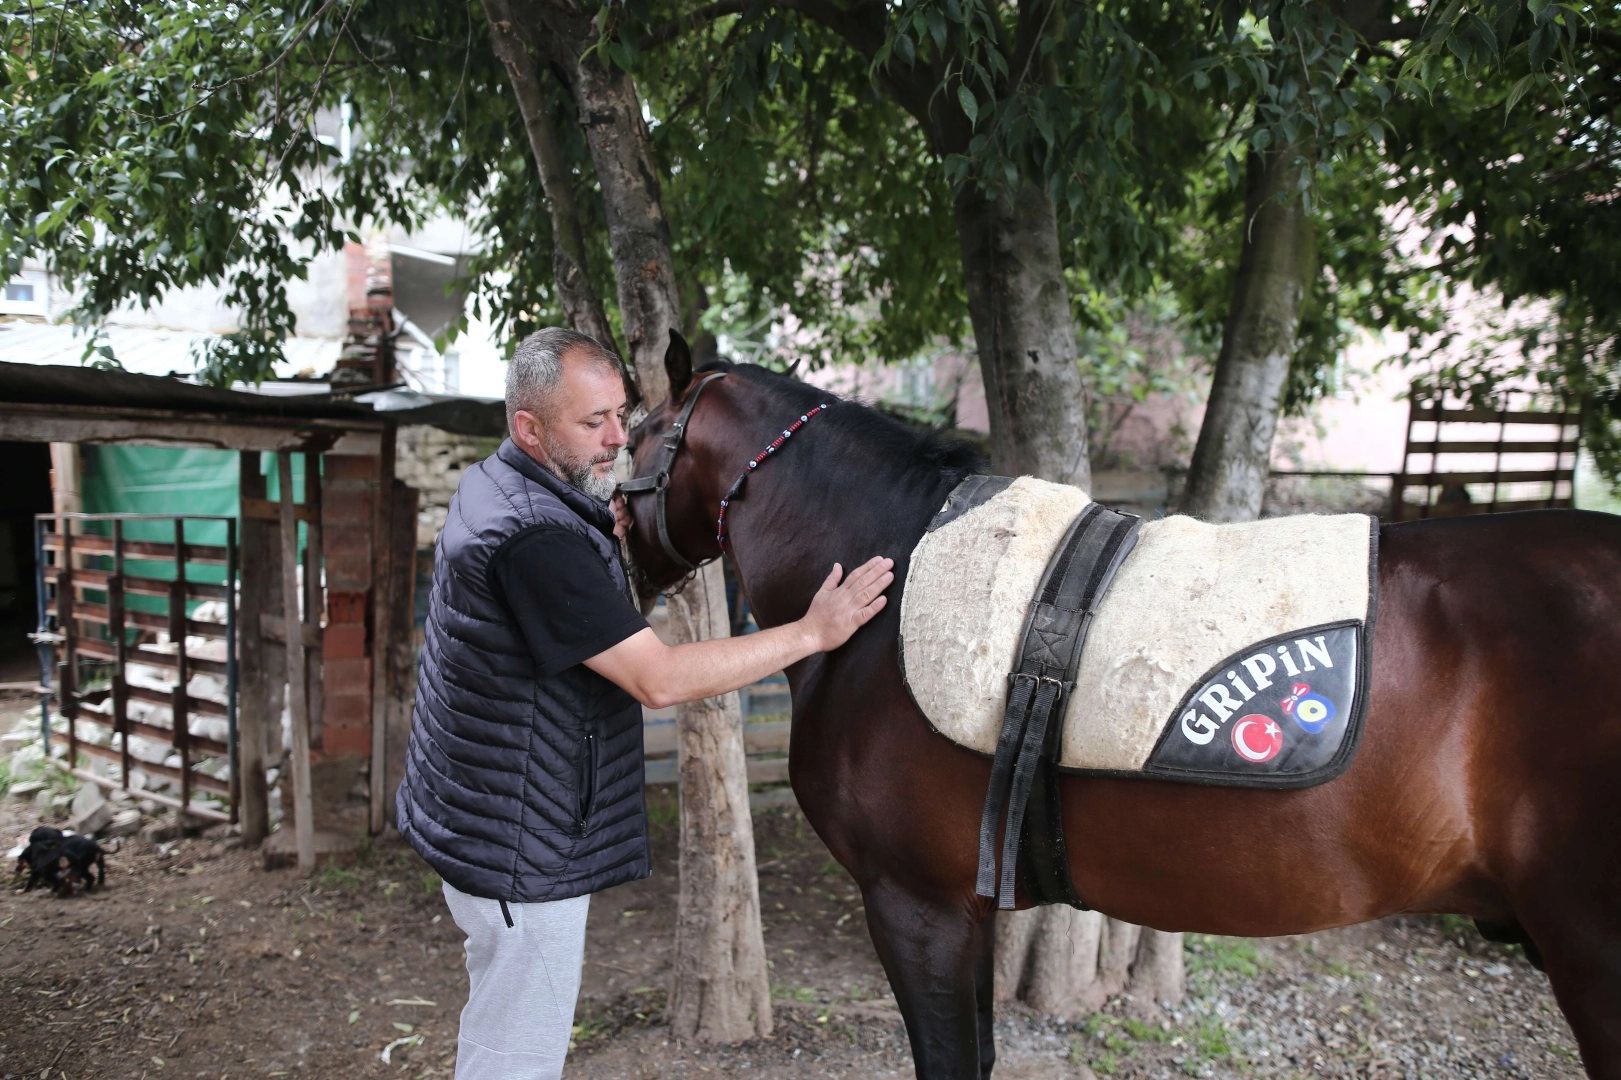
xmin=33 ymin=513 xmax=238 ymax=822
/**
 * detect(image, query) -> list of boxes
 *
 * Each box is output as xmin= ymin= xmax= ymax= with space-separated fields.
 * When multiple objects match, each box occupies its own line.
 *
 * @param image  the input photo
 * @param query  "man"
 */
xmin=396 ymin=327 xmax=893 ymax=1080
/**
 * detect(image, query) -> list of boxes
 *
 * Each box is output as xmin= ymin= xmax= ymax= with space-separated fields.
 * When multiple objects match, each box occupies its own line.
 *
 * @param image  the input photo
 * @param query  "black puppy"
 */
xmin=45 ymin=835 xmax=106 ymax=896
xmin=15 ymin=826 xmax=64 ymax=879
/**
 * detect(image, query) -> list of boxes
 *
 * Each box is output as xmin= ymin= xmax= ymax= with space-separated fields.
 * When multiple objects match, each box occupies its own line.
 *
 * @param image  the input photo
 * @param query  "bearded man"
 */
xmin=396 ymin=327 xmax=892 ymax=1080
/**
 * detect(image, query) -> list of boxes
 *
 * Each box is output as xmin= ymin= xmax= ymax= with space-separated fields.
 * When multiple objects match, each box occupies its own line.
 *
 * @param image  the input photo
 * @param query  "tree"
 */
xmin=0 ymin=0 xmax=772 ymax=1042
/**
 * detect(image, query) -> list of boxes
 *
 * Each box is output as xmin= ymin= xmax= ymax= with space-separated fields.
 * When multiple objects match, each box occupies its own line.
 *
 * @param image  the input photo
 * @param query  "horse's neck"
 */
xmin=723 ymin=440 xmax=946 ymax=631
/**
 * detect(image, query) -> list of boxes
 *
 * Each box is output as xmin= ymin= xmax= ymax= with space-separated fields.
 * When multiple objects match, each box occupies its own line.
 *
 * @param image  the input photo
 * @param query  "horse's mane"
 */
xmin=699 ymin=361 xmax=986 ymax=490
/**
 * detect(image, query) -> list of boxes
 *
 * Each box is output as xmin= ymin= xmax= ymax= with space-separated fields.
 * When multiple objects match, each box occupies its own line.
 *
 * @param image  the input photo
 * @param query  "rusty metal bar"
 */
xmin=172 ymin=517 xmax=191 ymax=812
xmin=226 ymin=515 xmax=239 ymax=824
xmin=110 ymin=519 xmax=131 ymax=789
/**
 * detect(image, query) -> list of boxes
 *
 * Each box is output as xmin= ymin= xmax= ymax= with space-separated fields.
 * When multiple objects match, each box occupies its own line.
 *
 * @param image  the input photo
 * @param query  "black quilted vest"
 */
xmin=395 ymin=439 xmax=650 ymax=902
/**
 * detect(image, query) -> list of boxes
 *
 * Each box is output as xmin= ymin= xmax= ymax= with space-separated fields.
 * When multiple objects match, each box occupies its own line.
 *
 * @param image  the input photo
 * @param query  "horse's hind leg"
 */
xmin=863 ymin=880 xmax=993 ymax=1080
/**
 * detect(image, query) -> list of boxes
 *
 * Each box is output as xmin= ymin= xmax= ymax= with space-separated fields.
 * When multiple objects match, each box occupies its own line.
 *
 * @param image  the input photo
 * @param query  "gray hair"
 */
xmin=505 ymin=327 xmax=624 ymax=433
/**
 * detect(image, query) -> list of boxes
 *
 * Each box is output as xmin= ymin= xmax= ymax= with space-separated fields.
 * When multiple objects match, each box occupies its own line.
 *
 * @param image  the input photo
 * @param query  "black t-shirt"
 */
xmin=488 ymin=526 xmax=649 ymax=677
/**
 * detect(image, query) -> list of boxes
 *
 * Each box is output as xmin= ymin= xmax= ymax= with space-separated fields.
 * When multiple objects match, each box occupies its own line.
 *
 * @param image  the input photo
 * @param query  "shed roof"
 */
xmin=0 ymin=361 xmax=503 ymax=452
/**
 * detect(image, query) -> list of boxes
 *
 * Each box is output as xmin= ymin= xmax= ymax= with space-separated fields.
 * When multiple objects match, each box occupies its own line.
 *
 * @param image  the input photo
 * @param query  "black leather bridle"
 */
xmin=618 ymin=372 xmax=728 ymax=575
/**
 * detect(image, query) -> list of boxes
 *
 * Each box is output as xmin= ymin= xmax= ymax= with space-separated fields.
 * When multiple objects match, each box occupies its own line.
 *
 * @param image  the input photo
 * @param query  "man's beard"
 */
xmin=542 ymin=435 xmax=618 ymax=502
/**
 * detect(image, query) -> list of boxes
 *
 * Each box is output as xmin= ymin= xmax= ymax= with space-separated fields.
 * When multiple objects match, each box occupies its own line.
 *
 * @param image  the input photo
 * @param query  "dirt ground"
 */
xmin=0 ymin=778 xmax=1584 ymax=1080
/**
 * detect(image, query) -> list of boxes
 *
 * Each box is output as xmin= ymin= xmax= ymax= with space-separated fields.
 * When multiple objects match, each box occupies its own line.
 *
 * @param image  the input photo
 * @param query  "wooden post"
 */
xmin=236 ymin=453 xmax=272 ymax=845
xmin=381 ymin=479 xmax=419 ymax=828
xmin=368 ymin=428 xmax=397 ymax=833
xmin=278 ymin=452 xmax=316 ymax=871
xmin=302 ymin=454 xmax=324 ymax=752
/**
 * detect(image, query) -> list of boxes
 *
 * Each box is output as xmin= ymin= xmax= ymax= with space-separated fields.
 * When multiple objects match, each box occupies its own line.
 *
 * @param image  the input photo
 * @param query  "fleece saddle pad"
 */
xmin=899 ymin=477 xmax=1378 ymax=787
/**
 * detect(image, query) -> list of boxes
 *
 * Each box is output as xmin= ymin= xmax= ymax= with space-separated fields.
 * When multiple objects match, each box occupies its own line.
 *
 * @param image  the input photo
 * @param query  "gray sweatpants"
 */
xmin=442 ymin=882 xmax=591 ymax=1080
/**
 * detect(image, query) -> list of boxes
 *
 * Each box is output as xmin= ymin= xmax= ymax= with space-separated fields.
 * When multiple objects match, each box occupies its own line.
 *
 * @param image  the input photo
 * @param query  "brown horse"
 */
xmin=624 ymin=338 xmax=1621 ymax=1080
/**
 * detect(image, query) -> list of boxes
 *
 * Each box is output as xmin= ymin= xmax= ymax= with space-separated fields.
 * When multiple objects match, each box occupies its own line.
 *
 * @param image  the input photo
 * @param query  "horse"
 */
xmin=622 ymin=335 xmax=1621 ymax=1080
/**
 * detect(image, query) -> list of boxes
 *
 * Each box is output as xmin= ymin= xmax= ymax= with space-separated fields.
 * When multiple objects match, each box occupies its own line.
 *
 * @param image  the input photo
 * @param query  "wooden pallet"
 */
xmin=1390 ymin=392 xmax=1583 ymax=520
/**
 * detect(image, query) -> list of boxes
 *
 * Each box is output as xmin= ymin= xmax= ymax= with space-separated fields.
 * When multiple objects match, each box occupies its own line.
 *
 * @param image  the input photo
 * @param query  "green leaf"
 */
xmin=957 ymin=85 xmax=978 ymax=127
xmin=894 ymin=33 xmax=915 ymax=66
xmin=1504 ymin=73 xmax=1538 ymax=114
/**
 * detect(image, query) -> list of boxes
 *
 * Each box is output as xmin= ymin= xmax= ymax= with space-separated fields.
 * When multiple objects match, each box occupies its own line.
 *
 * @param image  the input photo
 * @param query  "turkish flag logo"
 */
xmin=1231 ymin=714 xmax=1283 ymax=764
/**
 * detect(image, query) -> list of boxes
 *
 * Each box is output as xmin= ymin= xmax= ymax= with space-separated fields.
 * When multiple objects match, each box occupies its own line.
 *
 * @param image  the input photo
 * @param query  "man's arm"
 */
xmin=584 ymin=556 xmax=894 ymax=708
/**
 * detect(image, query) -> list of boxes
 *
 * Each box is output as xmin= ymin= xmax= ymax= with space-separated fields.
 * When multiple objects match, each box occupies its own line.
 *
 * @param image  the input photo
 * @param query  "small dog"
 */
xmin=15 ymin=826 xmax=64 ymax=880
xmin=45 ymin=835 xmax=107 ymax=896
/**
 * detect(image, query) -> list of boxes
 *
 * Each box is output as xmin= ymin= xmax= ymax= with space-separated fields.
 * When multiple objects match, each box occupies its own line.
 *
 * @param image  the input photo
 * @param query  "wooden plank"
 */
xmin=68 ymin=568 xmax=230 ymax=601
xmin=236 ymin=451 xmax=273 ymax=845
xmin=370 ymin=436 xmax=395 ymax=835
xmin=1404 ymin=440 xmax=1572 ymax=455
xmin=64 ymin=706 xmax=229 ymax=757
xmin=73 ymin=637 xmax=229 ymax=677
xmin=643 ymin=755 xmax=790 ymax=787
xmin=240 ymin=497 xmax=316 ymax=523
xmin=1391 ymin=498 xmax=1575 ymax=520
xmin=257 ymin=612 xmax=323 ymax=648
xmin=49 ymin=734 xmax=231 ymax=796
xmin=279 ymin=451 xmax=316 ymax=872
xmin=42 ymin=534 xmax=231 ymax=565
xmin=380 ymin=477 xmax=418 ymax=831
xmin=1394 ymin=470 xmax=1574 ymax=486
xmin=52 ymin=762 xmax=230 ymax=823
xmin=46 ymin=602 xmax=228 ymax=640
xmin=0 ymin=401 xmax=378 ymax=451
xmin=644 ymin=719 xmax=790 ymax=757
xmin=1410 ymin=407 xmax=1579 ymax=425
xmin=126 ymin=683 xmax=228 ymax=720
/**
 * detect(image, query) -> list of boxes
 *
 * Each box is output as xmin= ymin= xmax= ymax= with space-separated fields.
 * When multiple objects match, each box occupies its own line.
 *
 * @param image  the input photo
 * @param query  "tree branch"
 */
xmin=481 ymin=0 xmax=622 ymax=363
xmin=639 ymin=0 xmax=753 ymax=51
xmin=770 ymin=0 xmax=940 ymax=135
xmin=1007 ymin=0 xmax=1055 ymax=95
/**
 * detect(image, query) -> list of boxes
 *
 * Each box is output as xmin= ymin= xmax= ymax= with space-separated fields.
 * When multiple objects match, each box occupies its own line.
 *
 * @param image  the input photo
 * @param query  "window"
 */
xmin=4 ymin=283 xmax=34 ymax=302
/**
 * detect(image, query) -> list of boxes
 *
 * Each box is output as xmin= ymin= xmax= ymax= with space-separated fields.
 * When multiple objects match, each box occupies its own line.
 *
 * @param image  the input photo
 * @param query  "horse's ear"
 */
xmin=665 ymin=328 xmax=693 ymax=402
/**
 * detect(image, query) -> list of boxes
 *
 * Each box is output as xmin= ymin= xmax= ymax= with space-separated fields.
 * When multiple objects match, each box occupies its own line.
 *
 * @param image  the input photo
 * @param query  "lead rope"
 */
xmin=715 ymin=403 xmax=830 ymax=550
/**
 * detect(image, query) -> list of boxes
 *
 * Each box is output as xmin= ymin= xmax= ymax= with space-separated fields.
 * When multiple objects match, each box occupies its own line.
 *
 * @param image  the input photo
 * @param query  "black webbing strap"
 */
xmin=619 ymin=372 xmax=727 ymax=573
xmin=973 ymin=500 xmax=1143 ymax=909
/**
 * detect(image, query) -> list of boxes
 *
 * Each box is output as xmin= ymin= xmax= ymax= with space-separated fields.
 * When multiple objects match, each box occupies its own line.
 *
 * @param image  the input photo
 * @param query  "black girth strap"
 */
xmin=973 ymin=499 xmax=1143 ymax=910
xmin=618 ymin=372 xmax=728 ymax=573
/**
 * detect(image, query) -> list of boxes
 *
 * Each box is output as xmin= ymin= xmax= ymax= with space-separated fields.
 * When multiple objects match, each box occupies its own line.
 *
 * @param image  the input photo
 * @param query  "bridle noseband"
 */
xmin=619 ymin=372 xmax=728 ymax=575
xmin=620 ymin=371 xmax=831 ymax=583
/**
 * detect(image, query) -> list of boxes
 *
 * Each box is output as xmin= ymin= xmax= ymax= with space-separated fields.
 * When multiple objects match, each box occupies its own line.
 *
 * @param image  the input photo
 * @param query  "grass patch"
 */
xmin=1184 ymin=934 xmax=1263 ymax=979
xmin=771 ymin=984 xmax=819 ymax=1002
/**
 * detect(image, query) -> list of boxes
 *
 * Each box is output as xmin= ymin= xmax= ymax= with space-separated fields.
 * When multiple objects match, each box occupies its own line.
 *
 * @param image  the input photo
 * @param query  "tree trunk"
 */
xmin=1179 ymin=146 xmax=1317 ymax=523
xmin=665 ymin=562 xmax=773 ymax=1041
xmin=952 ymin=181 xmax=1091 ymax=488
xmin=996 ymin=909 xmax=1183 ymax=1019
xmin=569 ymin=58 xmax=687 ymax=383
xmin=481 ymin=0 xmax=617 ymax=351
xmin=560 ymin=49 xmax=773 ymax=1043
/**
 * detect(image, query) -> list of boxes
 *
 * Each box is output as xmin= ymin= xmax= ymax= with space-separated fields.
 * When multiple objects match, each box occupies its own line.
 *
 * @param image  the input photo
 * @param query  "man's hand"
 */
xmin=584 ymin=554 xmax=896 ymax=709
xmin=799 ymin=556 xmax=895 ymax=653
xmin=610 ymin=492 xmax=632 ymax=539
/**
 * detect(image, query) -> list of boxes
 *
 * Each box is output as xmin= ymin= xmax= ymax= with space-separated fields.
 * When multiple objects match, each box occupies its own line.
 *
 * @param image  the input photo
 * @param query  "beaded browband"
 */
xmin=716 ymin=402 xmax=830 ymax=551
xmin=621 ymin=370 xmax=830 ymax=575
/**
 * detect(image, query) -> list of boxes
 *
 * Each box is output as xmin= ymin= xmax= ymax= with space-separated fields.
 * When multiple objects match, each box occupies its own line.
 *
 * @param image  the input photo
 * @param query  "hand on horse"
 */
xmin=800 ymin=556 xmax=895 ymax=653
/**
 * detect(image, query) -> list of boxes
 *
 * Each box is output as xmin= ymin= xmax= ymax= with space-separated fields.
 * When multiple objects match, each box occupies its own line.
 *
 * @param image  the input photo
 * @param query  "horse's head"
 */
xmin=622 ymin=330 xmax=733 ymax=596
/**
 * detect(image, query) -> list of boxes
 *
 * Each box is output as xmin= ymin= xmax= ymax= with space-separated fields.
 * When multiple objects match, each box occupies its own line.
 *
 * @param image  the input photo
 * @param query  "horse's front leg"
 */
xmin=864 ymin=879 xmax=996 ymax=1080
